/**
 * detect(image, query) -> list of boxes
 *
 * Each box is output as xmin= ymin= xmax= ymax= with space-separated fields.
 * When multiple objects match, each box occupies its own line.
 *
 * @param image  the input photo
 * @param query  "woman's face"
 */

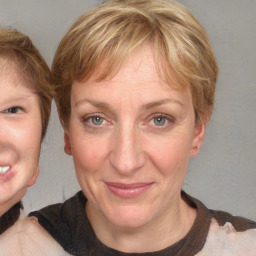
xmin=65 ymin=46 xmax=205 ymax=229
xmin=0 ymin=60 xmax=42 ymax=216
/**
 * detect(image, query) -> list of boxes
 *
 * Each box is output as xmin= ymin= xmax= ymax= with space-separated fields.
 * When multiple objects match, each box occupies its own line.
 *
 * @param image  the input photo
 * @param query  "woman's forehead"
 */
xmin=81 ymin=44 xmax=184 ymax=89
xmin=71 ymin=49 xmax=192 ymax=111
xmin=108 ymin=46 xmax=158 ymax=82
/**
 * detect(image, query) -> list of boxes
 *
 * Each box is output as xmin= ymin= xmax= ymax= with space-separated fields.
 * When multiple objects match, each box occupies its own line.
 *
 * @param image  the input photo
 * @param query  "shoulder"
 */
xmin=196 ymin=218 xmax=256 ymax=256
xmin=183 ymin=192 xmax=256 ymax=255
xmin=19 ymin=217 xmax=71 ymax=255
xmin=28 ymin=191 xmax=86 ymax=253
xmin=0 ymin=217 xmax=71 ymax=256
xmin=195 ymin=207 xmax=256 ymax=256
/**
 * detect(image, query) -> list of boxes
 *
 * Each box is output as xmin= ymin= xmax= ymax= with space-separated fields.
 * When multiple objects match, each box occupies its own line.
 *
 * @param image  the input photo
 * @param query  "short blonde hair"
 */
xmin=0 ymin=28 xmax=54 ymax=139
xmin=52 ymin=0 xmax=218 ymax=127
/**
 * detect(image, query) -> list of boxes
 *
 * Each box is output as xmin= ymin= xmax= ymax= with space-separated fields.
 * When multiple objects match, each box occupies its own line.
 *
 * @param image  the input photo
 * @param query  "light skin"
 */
xmin=0 ymin=59 xmax=41 ymax=217
xmin=64 ymin=45 xmax=207 ymax=253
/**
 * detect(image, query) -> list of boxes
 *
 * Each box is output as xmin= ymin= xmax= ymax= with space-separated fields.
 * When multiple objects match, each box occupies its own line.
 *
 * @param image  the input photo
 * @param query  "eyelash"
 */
xmin=147 ymin=113 xmax=175 ymax=129
xmin=81 ymin=112 xmax=174 ymax=130
xmin=82 ymin=113 xmax=110 ymax=128
xmin=2 ymin=106 xmax=23 ymax=114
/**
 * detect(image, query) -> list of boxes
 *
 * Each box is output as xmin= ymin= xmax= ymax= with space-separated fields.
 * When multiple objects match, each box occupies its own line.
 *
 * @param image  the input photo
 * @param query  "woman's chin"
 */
xmin=105 ymin=206 xmax=154 ymax=230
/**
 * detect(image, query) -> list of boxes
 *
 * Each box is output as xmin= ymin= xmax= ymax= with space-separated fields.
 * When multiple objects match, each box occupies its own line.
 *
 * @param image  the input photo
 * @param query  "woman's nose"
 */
xmin=109 ymin=125 xmax=146 ymax=175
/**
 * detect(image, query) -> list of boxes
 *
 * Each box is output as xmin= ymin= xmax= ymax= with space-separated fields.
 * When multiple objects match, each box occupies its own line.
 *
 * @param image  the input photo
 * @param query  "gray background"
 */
xmin=0 ymin=0 xmax=255 ymax=220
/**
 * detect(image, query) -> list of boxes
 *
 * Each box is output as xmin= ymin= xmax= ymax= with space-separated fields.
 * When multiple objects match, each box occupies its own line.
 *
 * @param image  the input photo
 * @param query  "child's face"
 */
xmin=0 ymin=60 xmax=42 ymax=216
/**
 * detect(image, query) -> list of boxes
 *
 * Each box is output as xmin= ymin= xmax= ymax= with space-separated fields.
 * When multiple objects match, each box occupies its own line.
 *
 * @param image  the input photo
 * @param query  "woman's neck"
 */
xmin=86 ymin=196 xmax=197 ymax=253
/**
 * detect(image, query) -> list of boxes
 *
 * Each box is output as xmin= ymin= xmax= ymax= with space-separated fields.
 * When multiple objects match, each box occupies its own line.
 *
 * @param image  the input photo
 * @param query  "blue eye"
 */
xmin=82 ymin=114 xmax=109 ymax=129
xmin=91 ymin=116 xmax=104 ymax=125
xmin=153 ymin=116 xmax=167 ymax=126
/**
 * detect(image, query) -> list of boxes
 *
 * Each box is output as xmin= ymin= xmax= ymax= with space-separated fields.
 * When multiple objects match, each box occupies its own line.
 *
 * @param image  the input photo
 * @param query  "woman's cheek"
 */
xmin=72 ymin=136 xmax=110 ymax=174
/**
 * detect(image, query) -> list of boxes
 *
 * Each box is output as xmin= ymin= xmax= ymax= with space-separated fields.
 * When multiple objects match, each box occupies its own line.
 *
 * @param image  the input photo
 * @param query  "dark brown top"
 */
xmin=29 ymin=191 xmax=256 ymax=256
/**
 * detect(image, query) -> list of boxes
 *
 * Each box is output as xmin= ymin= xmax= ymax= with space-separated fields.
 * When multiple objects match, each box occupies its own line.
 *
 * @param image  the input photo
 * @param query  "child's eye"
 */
xmin=3 ymin=106 xmax=22 ymax=114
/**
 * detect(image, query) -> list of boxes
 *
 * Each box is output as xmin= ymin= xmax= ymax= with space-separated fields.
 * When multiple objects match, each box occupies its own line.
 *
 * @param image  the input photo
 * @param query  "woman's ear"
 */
xmin=190 ymin=115 xmax=209 ymax=157
xmin=64 ymin=132 xmax=72 ymax=155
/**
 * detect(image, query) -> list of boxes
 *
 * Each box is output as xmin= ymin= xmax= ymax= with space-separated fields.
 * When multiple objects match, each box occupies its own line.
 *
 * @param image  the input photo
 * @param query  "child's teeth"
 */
xmin=0 ymin=166 xmax=10 ymax=174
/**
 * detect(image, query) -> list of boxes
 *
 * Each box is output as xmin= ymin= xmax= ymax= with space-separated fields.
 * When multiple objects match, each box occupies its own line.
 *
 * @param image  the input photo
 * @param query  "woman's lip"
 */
xmin=105 ymin=182 xmax=154 ymax=199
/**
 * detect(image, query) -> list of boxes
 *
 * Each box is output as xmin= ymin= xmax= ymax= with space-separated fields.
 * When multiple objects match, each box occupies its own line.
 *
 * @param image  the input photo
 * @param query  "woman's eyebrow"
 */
xmin=142 ymin=99 xmax=184 ymax=110
xmin=75 ymin=98 xmax=110 ymax=109
xmin=75 ymin=98 xmax=183 ymax=110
